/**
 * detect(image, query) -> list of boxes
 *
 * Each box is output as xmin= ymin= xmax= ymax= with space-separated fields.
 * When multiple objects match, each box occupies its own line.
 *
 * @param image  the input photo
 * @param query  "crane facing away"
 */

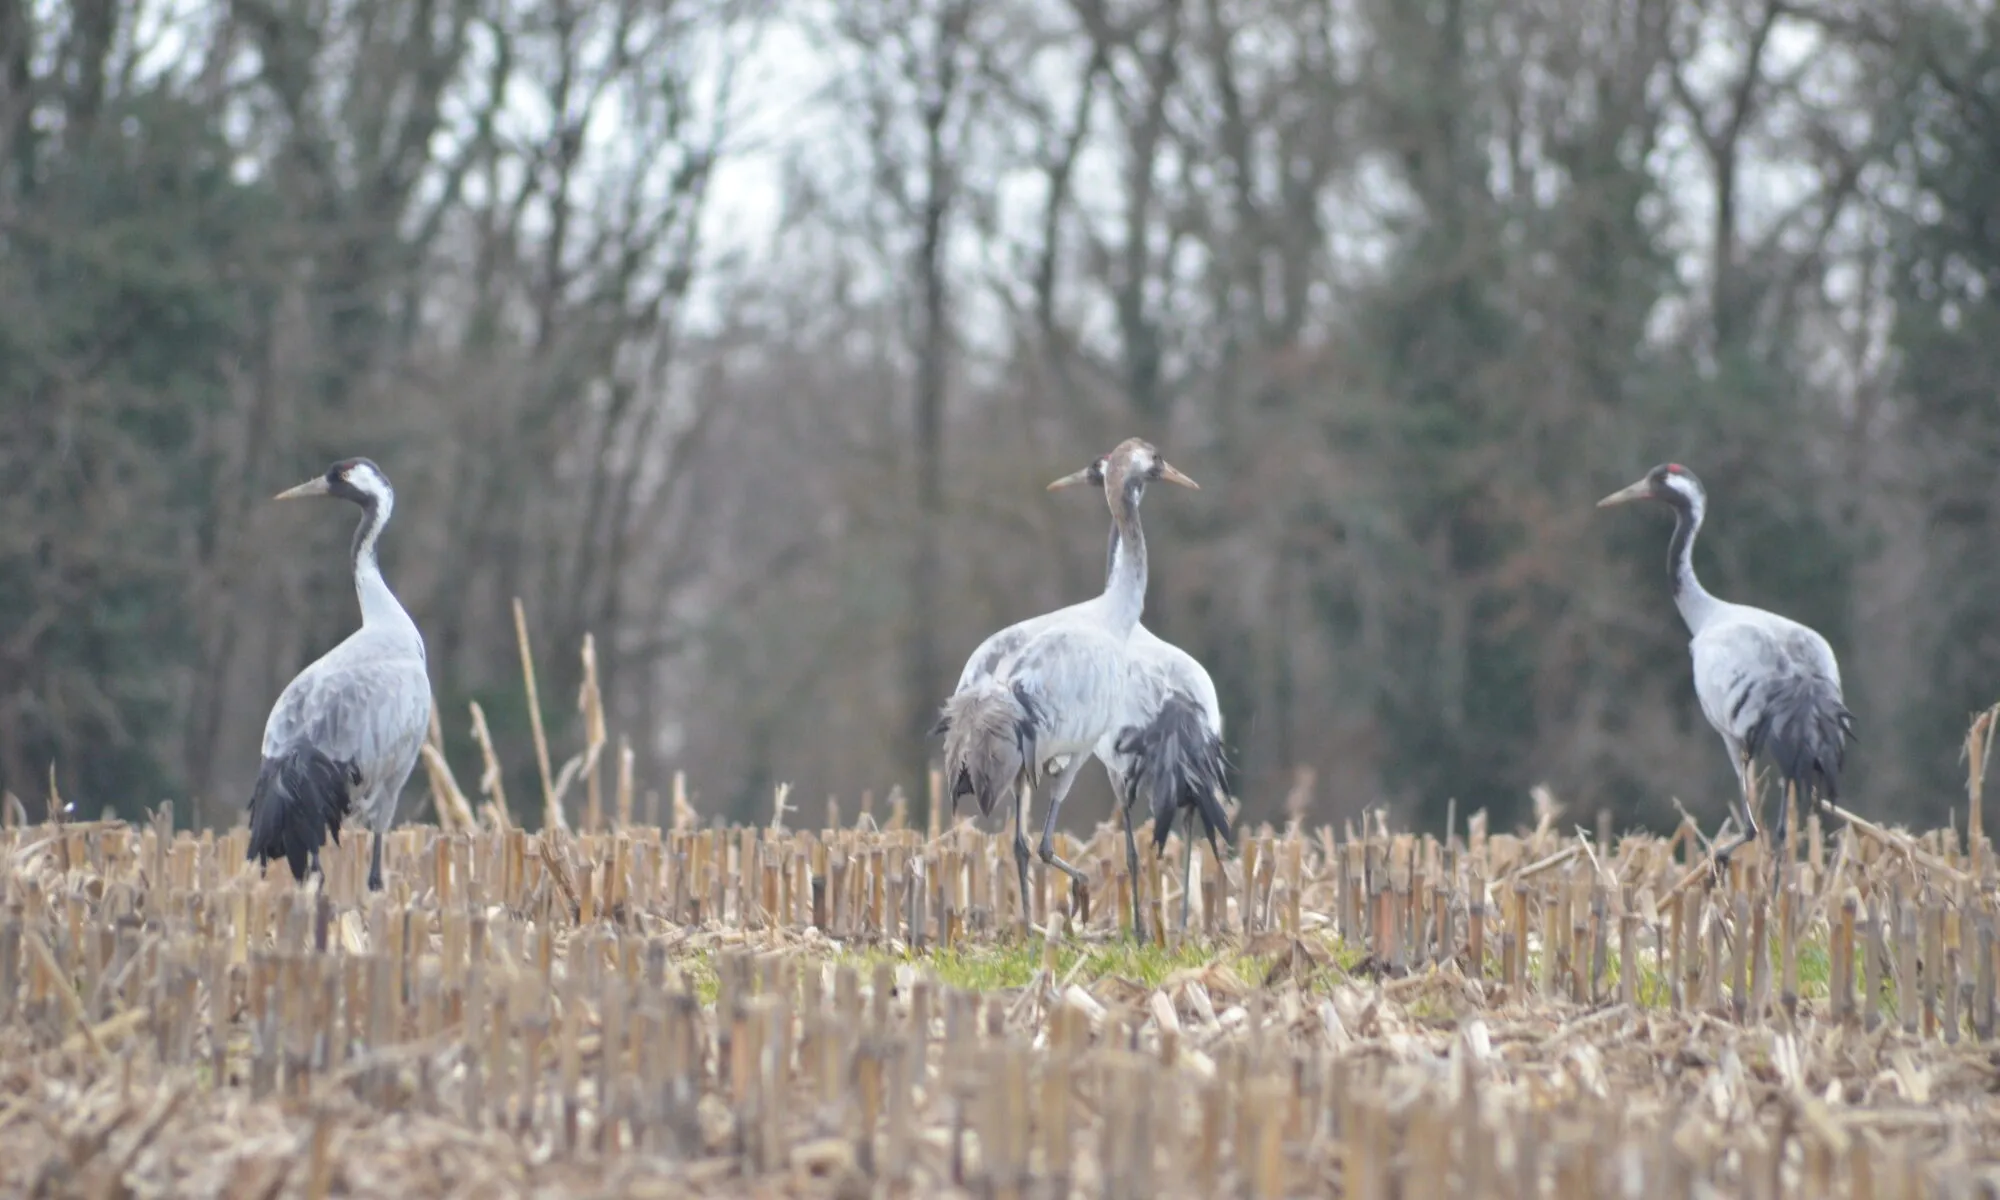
xmin=934 ymin=438 xmax=1198 ymax=924
xmin=1598 ymin=463 xmax=1855 ymax=876
xmin=1047 ymin=455 xmax=1234 ymax=939
xmin=248 ymin=458 xmax=432 ymax=891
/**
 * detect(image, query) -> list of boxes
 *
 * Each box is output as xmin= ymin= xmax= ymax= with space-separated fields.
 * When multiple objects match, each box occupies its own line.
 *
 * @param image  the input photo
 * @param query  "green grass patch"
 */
xmin=830 ymin=935 xmax=1286 ymax=996
xmin=1498 ymin=924 xmax=1849 ymax=1011
xmin=677 ymin=949 xmax=720 ymax=1005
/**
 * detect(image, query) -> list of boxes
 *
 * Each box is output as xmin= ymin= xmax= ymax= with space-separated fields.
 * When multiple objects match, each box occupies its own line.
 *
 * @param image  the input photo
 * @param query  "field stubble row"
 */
xmin=5 ymin=738 xmax=2000 ymax=1200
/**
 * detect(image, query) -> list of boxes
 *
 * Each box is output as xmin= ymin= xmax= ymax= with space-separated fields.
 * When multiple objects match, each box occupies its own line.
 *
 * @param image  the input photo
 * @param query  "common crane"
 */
xmin=1598 ymin=462 xmax=1855 ymax=876
xmin=248 ymin=458 xmax=431 ymax=891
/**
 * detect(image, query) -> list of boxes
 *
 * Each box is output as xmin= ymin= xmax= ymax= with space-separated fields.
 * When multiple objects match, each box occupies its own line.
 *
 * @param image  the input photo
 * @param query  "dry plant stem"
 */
xmin=578 ymin=635 xmax=607 ymax=835
xmin=1967 ymin=704 xmax=1998 ymax=878
xmin=513 ymin=597 xmax=561 ymax=833
xmin=469 ymin=701 xmax=511 ymax=831
xmin=1816 ymin=797 xmax=1971 ymax=884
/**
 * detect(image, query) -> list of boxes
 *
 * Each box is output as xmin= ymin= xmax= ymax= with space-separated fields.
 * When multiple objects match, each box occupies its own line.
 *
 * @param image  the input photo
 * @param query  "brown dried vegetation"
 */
xmin=5 ymin=757 xmax=2000 ymax=1198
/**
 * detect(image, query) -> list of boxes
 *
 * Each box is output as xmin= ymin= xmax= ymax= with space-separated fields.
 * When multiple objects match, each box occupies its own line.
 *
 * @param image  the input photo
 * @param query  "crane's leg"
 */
xmin=1012 ymin=779 xmax=1033 ymax=930
xmin=1207 ymin=824 xmax=1230 ymax=932
xmin=1035 ymin=753 xmax=1092 ymax=886
xmin=1180 ymin=805 xmax=1197 ymax=933
xmin=1711 ymin=749 xmax=1761 ymax=872
xmin=367 ymin=832 xmax=386 ymax=892
xmin=1769 ymin=781 xmax=1794 ymax=897
xmin=1117 ymin=770 xmax=1146 ymax=942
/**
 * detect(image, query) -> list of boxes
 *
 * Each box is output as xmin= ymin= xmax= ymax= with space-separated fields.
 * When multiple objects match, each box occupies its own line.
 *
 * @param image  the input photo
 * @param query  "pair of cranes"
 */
xmin=934 ymin=439 xmax=1233 ymax=938
xmin=244 ymin=452 xmax=1853 ymax=917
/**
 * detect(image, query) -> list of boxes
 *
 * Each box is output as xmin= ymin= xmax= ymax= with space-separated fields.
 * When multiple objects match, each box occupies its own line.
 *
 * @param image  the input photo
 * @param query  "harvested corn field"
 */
xmin=4 ymin=780 xmax=2000 ymax=1198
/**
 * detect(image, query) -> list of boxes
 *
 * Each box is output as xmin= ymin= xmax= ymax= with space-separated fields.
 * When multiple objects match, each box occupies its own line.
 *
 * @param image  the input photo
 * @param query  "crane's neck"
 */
xmin=1667 ymin=493 xmax=1721 ymax=633
xmin=351 ymin=493 xmax=419 ymax=637
xmin=1101 ymin=474 xmax=1148 ymax=633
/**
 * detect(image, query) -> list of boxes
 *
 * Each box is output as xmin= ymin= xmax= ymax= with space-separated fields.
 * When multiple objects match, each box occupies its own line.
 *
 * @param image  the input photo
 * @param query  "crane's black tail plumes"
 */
xmin=1116 ymin=693 xmax=1234 ymax=855
xmin=936 ymin=680 xmax=1037 ymax=819
xmin=246 ymin=744 xmax=359 ymax=882
xmin=1745 ymin=676 xmax=1857 ymax=802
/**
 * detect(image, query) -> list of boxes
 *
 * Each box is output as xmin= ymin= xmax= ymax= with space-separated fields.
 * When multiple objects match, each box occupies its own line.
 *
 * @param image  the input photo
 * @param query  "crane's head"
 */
xmin=1044 ymin=438 xmax=1197 ymax=497
xmin=275 ymin=458 xmax=395 ymax=513
xmin=1597 ymin=462 xmax=1704 ymax=512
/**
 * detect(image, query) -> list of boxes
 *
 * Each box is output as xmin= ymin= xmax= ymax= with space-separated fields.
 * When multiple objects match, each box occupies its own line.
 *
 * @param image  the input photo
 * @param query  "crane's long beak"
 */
xmin=1158 ymin=462 xmax=1199 ymax=490
xmin=1596 ymin=479 xmax=1653 ymax=508
xmin=1046 ymin=467 xmax=1095 ymax=491
xmin=275 ymin=476 xmax=332 ymax=501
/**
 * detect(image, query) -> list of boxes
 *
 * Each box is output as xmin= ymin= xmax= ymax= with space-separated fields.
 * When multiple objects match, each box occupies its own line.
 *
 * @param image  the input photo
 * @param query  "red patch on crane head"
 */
xmin=1665 ymin=463 xmax=1686 ymax=474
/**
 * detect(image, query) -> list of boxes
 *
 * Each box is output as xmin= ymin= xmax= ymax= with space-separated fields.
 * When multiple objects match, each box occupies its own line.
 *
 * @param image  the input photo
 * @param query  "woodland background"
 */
xmin=3 ymin=0 xmax=1997 ymax=838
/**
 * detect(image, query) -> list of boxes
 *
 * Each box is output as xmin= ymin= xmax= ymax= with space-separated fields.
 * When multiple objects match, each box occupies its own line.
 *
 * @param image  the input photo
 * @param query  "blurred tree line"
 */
xmin=2 ymin=0 xmax=1997 ymax=838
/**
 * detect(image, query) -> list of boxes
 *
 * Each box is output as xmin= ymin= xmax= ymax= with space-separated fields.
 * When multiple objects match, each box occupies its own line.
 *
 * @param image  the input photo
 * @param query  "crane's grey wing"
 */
xmin=1091 ymin=625 xmax=1221 ymax=765
xmin=1798 ymin=623 xmax=1843 ymax=691
xmin=1131 ymin=626 xmax=1222 ymax=736
xmin=1690 ymin=619 xmax=1839 ymax=737
xmin=1108 ymin=627 xmax=1232 ymax=848
xmin=955 ymin=626 xmax=1028 ymax=693
xmin=262 ymin=656 xmax=433 ymax=796
xmin=940 ymin=615 xmax=1056 ymax=744
xmin=1691 ymin=615 xmax=1853 ymax=795
xmin=953 ymin=609 xmax=1067 ymax=694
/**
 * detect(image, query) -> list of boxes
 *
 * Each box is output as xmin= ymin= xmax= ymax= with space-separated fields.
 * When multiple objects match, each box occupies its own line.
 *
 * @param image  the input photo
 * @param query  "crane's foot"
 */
xmin=1036 ymin=838 xmax=1090 ymax=886
xmin=1179 ymin=808 xmax=1202 ymax=934
xmin=1709 ymin=827 xmax=1758 ymax=884
xmin=1120 ymin=807 xmax=1146 ymax=943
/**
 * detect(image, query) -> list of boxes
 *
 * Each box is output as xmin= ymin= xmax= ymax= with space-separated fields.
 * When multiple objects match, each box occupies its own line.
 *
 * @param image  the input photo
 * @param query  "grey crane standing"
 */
xmin=1598 ymin=463 xmax=1855 ymax=875
xmin=247 ymin=458 xmax=432 ymax=891
xmin=934 ymin=438 xmax=1198 ymax=924
xmin=1047 ymin=455 xmax=1234 ymax=939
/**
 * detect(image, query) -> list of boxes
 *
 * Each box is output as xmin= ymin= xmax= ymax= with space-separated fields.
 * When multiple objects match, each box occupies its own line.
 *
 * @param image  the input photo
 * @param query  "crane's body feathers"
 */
xmin=940 ymin=679 xmax=1037 ymax=818
xmin=1113 ymin=686 xmax=1231 ymax=855
xmin=942 ymin=622 xmax=1131 ymax=814
xmin=951 ymin=612 xmax=1057 ymax=697
xmin=246 ymin=745 xmax=360 ymax=881
xmin=260 ymin=645 xmax=432 ymax=834
xmin=1691 ymin=609 xmax=1853 ymax=802
xmin=1102 ymin=623 xmax=1232 ymax=852
xmin=1100 ymin=606 xmax=1233 ymax=937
